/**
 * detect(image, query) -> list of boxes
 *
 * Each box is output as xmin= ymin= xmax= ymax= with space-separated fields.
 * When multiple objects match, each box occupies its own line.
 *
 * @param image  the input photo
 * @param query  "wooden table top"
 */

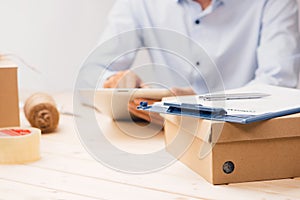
xmin=1 ymin=92 xmax=300 ymax=200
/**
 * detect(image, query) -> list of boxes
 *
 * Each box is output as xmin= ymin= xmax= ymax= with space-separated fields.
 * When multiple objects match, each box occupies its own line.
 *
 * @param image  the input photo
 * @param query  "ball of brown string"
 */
xmin=24 ymin=93 xmax=59 ymax=133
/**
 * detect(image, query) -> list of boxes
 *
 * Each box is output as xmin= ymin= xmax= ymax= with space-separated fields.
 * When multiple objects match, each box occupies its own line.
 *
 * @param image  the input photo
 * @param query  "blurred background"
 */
xmin=0 ymin=0 xmax=300 ymax=92
xmin=0 ymin=0 xmax=114 ymax=92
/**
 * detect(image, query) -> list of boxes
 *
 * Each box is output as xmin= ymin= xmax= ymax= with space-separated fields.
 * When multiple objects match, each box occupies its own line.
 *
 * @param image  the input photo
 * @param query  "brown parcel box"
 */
xmin=0 ymin=60 xmax=20 ymax=127
xmin=163 ymin=113 xmax=300 ymax=185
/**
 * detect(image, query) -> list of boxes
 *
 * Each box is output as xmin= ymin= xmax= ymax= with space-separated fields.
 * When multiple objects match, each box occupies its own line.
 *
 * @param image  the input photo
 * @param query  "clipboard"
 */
xmin=137 ymin=85 xmax=300 ymax=124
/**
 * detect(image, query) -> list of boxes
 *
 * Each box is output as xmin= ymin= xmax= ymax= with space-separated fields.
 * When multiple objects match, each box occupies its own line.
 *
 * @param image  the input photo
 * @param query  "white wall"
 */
xmin=1 ymin=0 xmax=300 ymax=91
xmin=0 ymin=0 xmax=115 ymax=92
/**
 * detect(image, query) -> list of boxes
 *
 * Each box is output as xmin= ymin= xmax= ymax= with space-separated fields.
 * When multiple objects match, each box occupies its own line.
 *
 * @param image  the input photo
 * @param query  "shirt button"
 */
xmin=196 ymin=62 xmax=200 ymax=66
xmin=195 ymin=19 xmax=200 ymax=25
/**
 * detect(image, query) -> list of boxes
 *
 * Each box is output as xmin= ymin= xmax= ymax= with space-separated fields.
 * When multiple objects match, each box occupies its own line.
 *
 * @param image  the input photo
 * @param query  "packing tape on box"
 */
xmin=0 ymin=127 xmax=41 ymax=164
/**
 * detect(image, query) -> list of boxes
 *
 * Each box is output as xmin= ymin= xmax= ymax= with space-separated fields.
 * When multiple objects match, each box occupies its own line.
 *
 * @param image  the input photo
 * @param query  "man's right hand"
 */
xmin=103 ymin=70 xmax=142 ymax=88
xmin=128 ymin=87 xmax=195 ymax=125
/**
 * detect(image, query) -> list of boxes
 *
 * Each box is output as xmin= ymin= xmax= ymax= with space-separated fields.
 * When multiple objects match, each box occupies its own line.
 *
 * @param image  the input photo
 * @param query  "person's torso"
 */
xmin=128 ymin=0 xmax=267 ymax=93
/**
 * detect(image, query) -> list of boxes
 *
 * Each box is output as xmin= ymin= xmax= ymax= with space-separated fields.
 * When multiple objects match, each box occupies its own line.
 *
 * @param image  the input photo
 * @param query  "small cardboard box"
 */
xmin=163 ymin=113 xmax=300 ymax=185
xmin=0 ymin=60 xmax=20 ymax=127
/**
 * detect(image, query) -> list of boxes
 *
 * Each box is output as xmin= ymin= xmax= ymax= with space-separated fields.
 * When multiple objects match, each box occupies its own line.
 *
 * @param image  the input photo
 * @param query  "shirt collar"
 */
xmin=176 ymin=0 xmax=225 ymax=6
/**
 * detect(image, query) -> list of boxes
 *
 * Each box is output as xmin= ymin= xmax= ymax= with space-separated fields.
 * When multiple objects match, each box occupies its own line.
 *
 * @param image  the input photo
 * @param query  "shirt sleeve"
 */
xmin=252 ymin=0 xmax=300 ymax=88
xmin=79 ymin=0 xmax=143 ymax=88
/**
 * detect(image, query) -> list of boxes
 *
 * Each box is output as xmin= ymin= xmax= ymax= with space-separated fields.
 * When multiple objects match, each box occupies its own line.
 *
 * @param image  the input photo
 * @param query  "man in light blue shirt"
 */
xmin=101 ymin=0 xmax=299 ymax=89
xmin=85 ymin=0 xmax=300 ymax=122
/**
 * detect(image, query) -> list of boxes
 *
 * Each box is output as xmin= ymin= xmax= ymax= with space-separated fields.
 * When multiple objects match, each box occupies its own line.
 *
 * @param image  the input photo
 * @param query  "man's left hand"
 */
xmin=128 ymin=87 xmax=196 ymax=125
xmin=128 ymin=98 xmax=164 ymax=126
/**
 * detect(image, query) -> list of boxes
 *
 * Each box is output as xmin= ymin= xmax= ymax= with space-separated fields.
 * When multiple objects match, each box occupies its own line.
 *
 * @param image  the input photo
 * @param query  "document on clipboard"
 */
xmin=137 ymin=84 xmax=300 ymax=124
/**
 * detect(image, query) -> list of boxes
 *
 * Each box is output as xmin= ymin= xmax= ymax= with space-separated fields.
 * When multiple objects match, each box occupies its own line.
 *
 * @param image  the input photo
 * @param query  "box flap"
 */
xmin=211 ymin=113 xmax=300 ymax=143
xmin=162 ymin=114 xmax=213 ymax=143
xmin=163 ymin=113 xmax=300 ymax=143
xmin=0 ymin=59 xmax=18 ymax=69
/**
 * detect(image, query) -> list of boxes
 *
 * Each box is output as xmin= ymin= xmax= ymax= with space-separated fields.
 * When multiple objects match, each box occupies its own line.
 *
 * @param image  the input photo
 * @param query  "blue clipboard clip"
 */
xmin=138 ymin=101 xmax=227 ymax=119
xmin=163 ymin=102 xmax=227 ymax=118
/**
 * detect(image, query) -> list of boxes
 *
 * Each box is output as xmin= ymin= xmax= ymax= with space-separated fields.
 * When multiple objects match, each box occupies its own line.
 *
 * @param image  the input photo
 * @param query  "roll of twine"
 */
xmin=24 ymin=93 xmax=59 ymax=133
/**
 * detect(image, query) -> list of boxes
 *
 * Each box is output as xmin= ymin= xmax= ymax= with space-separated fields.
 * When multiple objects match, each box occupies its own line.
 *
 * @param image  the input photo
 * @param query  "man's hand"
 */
xmin=128 ymin=87 xmax=195 ymax=125
xmin=104 ymin=70 xmax=142 ymax=88
xmin=128 ymin=98 xmax=164 ymax=126
xmin=170 ymin=87 xmax=196 ymax=96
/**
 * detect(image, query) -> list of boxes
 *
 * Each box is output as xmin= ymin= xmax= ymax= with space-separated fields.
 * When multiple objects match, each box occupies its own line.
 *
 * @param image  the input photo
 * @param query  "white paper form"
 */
xmin=161 ymin=84 xmax=300 ymax=116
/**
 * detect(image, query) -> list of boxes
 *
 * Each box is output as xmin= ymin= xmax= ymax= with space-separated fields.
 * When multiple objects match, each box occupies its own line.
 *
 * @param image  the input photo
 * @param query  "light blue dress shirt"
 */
xmin=85 ymin=0 xmax=300 ymax=94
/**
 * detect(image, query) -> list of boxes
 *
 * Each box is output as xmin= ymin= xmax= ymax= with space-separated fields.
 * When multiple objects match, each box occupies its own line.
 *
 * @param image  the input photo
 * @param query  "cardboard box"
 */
xmin=0 ymin=60 xmax=20 ymax=127
xmin=163 ymin=113 xmax=300 ymax=185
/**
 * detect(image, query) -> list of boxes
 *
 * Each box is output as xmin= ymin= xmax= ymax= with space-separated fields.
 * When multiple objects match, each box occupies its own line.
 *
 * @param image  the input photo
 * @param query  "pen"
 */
xmin=198 ymin=92 xmax=270 ymax=101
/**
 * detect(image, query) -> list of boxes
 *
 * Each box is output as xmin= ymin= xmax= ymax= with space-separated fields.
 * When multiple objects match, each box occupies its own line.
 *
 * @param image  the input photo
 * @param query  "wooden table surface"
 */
xmin=1 ymin=92 xmax=300 ymax=200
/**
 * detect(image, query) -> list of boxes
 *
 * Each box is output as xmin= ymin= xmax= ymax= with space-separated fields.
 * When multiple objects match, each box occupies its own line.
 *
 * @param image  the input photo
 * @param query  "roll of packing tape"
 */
xmin=0 ymin=127 xmax=41 ymax=164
